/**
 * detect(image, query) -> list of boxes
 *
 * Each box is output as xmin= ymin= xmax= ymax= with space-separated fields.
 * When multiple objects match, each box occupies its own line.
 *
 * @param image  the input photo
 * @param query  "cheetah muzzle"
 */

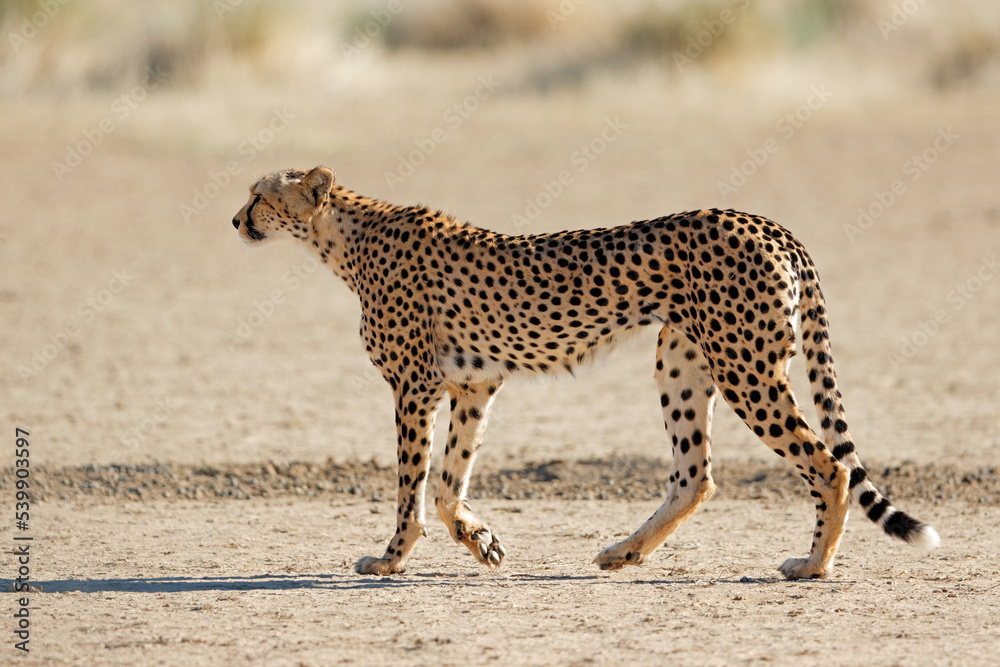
xmin=233 ymin=165 xmax=940 ymax=580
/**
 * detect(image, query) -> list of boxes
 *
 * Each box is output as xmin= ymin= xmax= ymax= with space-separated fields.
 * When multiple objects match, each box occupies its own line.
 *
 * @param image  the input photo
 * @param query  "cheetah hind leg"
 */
xmin=435 ymin=382 xmax=506 ymax=569
xmin=595 ymin=329 xmax=717 ymax=571
xmin=722 ymin=371 xmax=851 ymax=580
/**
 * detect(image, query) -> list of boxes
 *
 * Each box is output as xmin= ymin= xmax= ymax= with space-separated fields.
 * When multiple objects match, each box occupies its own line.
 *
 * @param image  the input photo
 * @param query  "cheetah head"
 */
xmin=232 ymin=166 xmax=335 ymax=244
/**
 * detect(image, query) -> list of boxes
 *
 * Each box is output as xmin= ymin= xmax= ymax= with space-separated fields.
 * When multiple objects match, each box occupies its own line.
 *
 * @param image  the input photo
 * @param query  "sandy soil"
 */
xmin=2 ymin=30 xmax=1000 ymax=664
xmin=20 ymin=495 xmax=1000 ymax=665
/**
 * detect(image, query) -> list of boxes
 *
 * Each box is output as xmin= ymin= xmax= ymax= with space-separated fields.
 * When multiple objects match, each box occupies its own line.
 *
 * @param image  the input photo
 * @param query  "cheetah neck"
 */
xmin=305 ymin=186 xmax=395 ymax=293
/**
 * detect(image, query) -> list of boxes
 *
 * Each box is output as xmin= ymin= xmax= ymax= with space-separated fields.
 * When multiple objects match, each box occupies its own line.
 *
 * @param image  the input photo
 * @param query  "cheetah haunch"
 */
xmin=233 ymin=166 xmax=939 ymax=579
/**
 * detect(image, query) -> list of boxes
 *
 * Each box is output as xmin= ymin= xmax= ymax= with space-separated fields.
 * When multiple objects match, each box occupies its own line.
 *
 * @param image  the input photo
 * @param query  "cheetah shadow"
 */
xmin=8 ymin=573 xmax=434 ymax=594
xmin=18 ymin=572 xmax=845 ymax=594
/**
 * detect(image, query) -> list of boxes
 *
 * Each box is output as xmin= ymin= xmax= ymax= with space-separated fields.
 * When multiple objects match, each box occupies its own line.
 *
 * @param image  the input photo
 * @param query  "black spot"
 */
xmin=883 ymin=511 xmax=921 ymax=540
xmin=831 ymin=442 xmax=855 ymax=460
xmin=866 ymin=498 xmax=890 ymax=522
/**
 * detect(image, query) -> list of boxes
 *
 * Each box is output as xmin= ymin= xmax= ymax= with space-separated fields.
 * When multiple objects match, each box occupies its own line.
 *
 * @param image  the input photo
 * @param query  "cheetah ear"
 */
xmin=301 ymin=166 xmax=335 ymax=207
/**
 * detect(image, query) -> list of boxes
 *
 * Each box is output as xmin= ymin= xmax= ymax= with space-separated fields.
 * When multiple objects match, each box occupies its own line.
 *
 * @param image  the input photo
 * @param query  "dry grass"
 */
xmin=2 ymin=0 xmax=998 ymax=98
xmin=375 ymin=0 xmax=554 ymax=51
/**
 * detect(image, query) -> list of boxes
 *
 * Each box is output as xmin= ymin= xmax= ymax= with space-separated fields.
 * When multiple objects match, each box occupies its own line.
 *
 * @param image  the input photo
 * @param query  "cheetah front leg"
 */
xmin=435 ymin=381 xmax=506 ymax=568
xmin=355 ymin=385 xmax=445 ymax=576
xmin=595 ymin=328 xmax=717 ymax=571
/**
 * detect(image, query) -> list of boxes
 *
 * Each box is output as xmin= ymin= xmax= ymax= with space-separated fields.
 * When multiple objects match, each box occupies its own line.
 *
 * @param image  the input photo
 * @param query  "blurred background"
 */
xmin=2 ymin=0 xmax=998 ymax=470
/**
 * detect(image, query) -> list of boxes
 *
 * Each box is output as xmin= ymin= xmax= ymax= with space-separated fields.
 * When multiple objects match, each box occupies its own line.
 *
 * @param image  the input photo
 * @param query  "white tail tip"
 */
xmin=912 ymin=525 xmax=941 ymax=551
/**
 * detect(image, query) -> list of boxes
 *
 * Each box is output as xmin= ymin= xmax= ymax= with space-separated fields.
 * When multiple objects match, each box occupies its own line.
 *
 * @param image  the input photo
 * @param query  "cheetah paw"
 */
xmin=468 ymin=528 xmax=506 ymax=568
xmin=354 ymin=555 xmax=404 ymax=576
xmin=778 ymin=557 xmax=828 ymax=580
xmin=594 ymin=543 xmax=645 ymax=571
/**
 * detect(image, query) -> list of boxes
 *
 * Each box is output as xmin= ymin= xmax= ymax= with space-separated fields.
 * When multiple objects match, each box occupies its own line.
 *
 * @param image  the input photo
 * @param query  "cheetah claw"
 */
xmin=594 ymin=543 xmax=645 ymax=571
xmin=354 ymin=555 xmax=404 ymax=576
xmin=469 ymin=528 xmax=506 ymax=568
xmin=778 ymin=557 xmax=827 ymax=580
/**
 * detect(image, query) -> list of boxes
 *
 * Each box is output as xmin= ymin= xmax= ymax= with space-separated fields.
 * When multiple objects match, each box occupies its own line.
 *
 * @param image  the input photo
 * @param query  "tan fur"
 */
xmin=233 ymin=166 xmax=938 ymax=579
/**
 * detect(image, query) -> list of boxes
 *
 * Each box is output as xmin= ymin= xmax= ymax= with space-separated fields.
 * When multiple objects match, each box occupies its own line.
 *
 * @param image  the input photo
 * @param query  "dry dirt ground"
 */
xmin=20 ymin=495 xmax=1000 ymax=665
xmin=3 ymin=47 xmax=1000 ymax=665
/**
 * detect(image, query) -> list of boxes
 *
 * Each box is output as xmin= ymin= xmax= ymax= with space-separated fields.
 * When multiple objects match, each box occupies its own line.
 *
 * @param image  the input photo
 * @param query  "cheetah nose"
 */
xmin=232 ymin=216 xmax=240 ymax=230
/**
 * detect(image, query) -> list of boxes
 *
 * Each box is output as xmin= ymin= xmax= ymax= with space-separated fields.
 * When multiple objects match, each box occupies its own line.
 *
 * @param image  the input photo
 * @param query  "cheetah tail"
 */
xmin=799 ymin=277 xmax=940 ymax=551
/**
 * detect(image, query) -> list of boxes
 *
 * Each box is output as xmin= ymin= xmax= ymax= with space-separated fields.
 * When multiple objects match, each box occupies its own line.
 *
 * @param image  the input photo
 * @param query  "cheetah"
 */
xmin=232 ymin=166 xmax=939 ymax=579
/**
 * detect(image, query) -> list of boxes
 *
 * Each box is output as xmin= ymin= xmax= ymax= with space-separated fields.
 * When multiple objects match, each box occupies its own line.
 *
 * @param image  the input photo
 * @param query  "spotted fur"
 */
xmin=232 ymin=166 xmax=939 ymax=579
